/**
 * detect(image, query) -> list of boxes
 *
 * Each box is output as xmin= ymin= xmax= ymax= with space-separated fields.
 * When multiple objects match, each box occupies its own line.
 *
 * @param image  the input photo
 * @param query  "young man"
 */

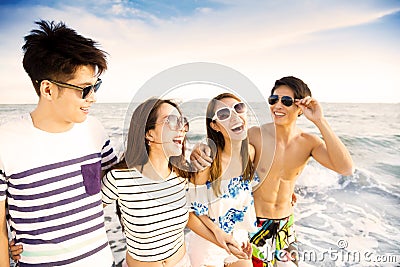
xmin=248 ymin=76 xmax=353 ymax=266
xmin=0 ymin=20 xmax=117 ymax=266
xmin=191 ymin=76 xmax=354 ymax=266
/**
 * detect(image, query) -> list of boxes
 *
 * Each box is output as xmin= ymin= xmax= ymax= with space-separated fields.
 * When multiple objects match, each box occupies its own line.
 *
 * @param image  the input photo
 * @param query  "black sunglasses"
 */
xmin=155 ymin=115 xmax=189 ymax=132
xmin=38 ymin=78 xmax=102 ymax=99
xmin=212 ymin=102 xmax=247 ymax=121
xmin=268 ymin=95 xmax=295 ymax=107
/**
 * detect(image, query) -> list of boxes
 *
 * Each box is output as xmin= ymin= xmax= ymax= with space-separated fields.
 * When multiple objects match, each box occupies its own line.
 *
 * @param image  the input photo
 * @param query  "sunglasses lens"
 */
xmin=281 ymin=96 xmax=294 ymax=107
xmin=183 ymin=118 xmax=189 ymax=132
xmin=179 ymin=117 xmax=189 ymax=132
xmin=216 ymin=108 xmax=231 ymax=121
xmin=167 ymin=115 xmax=189 ymax=132
xmin=82 ymin=79 xmax=102 ymax=99
xmin=268 ymin=95 xmax=279 ymax=105
xmin=234 ymin=102 xmax=247 ymax=114
xmin=82 ymin=87 xmax=92 ymax=99
xmin=94 ymin=79 xmax=102 ymax=92
xmin=167 ymin=115 xmax=178 ymax=129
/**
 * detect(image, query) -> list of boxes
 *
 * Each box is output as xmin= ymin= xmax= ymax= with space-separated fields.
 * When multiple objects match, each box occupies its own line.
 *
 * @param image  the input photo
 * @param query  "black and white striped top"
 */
xmin=101 ymin=169 xmax=189 ymax=262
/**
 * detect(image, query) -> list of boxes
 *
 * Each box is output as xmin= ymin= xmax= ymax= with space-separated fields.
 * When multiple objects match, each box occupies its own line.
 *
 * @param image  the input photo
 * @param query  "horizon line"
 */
xmin=1 ymin=101 xmax=399 ymax=105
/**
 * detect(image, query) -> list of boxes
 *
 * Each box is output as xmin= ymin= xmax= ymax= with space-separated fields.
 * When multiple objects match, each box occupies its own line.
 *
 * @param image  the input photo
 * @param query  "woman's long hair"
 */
xmin=206 ymin=93 xmax=254 ymax=196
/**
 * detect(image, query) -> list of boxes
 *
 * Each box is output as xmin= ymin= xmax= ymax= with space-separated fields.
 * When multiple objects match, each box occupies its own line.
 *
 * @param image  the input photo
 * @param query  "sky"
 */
xmin=0 ymin=0 xmax=399 ymax=104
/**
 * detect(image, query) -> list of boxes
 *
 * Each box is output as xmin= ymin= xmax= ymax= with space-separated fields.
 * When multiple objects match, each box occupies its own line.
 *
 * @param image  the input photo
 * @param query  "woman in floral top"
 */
xmin=186 ymin=93 xmax=259 ymax=267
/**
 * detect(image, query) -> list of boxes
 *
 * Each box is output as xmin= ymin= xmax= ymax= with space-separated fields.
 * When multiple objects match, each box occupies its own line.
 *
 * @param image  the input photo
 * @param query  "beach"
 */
xmin=2 ymin=101 xmax=399 ymax=266
xmin=92 ymin=101 xmax=400 ymax=266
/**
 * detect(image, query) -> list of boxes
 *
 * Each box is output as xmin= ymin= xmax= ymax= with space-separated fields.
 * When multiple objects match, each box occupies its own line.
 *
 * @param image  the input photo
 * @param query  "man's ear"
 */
xmin=297 ymin=109 xmax=303 ymax=117
xmin=39 ymin=80 xmax=54 ymax=100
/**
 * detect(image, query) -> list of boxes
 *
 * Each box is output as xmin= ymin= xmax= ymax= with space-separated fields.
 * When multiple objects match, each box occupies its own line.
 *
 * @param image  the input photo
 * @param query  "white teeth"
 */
xmin=173 ymin=137 xmax=184 ymax=145
xmin=274 ymin=112 xmax=285 ymax=116
xmin=231 ymin=123 xmax=243 ymax=131
xmin=231 ymin=126 xmax=244 ymax=133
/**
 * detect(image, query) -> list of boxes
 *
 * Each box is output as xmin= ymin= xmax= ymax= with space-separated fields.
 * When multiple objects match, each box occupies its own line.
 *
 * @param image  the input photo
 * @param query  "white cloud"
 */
xmin=0 ymin=1 xmax=399 ymax=103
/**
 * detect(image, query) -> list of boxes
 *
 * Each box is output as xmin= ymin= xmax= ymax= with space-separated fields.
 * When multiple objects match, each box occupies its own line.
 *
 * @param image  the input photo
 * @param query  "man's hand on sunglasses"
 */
xmin=296 ymin=96 xmax=324 ymax=123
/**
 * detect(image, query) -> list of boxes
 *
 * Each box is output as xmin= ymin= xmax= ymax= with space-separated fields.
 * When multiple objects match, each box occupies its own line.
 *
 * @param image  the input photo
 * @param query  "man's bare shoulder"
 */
xmin=249 ymin=123 xmax=274 ymax=134
xmin=248 ymin=125 xmax=261 ymax=144
xmin=299 ymin=131 xmax=323 ymax=143
xmin=295 ymin=131 xmax=324 ymax=152
xmin=248 ymin=125 xmax=260 ymax=134
xmin=261 ymin=122 xmax=275 ymax=133
xmin=249 ymin=123 xmax=274 ymax=146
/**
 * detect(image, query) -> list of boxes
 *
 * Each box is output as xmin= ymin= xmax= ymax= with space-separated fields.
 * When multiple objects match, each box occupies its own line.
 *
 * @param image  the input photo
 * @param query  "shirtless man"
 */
xmin=247 ymin=76 xmax=354 ymax=266
xmin=191 ymin=76 xmax=353 ymax=266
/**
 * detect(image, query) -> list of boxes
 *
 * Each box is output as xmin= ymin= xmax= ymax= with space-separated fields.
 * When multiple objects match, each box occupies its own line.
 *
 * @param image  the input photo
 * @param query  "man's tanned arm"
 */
xmin=297 ymin=96 xmax=354 ymax=175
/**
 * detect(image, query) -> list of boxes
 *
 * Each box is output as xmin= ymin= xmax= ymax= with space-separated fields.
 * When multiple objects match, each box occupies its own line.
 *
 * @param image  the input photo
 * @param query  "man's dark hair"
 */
xmin=271 ymin=76 xmax=312 ymax=99
xmin=22 ymin=20 xmax=108 ymax=96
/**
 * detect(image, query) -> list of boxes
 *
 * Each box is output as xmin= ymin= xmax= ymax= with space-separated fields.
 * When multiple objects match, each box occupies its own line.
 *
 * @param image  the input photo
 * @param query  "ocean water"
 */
xmin=1 ymin=102 xmax=399 ymax=266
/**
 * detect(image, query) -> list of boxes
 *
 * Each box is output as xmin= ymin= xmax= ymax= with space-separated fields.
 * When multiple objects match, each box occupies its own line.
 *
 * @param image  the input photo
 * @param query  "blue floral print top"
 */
xmin=187 ymin=174 xmax=260 ymax=234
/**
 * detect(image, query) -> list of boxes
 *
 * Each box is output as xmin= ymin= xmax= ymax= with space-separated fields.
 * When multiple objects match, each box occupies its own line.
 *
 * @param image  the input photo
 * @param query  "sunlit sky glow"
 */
xmin=0 ymin=0 xmax=399 ymax=104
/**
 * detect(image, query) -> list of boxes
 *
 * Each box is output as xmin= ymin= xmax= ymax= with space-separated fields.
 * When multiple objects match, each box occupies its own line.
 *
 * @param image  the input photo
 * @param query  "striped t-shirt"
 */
xmin=101 ymin=169 xmax=189 ymax=262
xmin=0 ymin=114 xmax=117 ymax=266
